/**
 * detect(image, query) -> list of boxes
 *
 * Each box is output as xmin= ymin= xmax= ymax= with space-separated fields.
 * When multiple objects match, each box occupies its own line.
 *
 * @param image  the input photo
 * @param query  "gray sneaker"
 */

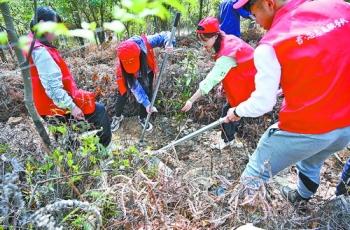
xmin=111 ymin=115 xmax=124 ymax=132
xmin=281 ymin=186 xmax=310 ymax=204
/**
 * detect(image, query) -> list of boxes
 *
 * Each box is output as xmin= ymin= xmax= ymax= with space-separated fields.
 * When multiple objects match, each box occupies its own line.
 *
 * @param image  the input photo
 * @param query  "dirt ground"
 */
xmin=1 ymin=113 xmax=349 ymax=228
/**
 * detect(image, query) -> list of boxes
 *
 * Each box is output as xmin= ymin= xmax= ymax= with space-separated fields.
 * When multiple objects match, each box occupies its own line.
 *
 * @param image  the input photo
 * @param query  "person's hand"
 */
xmin=146 ymin=105 xmax=158 ymax=114
xmin=249 ymin=15 xmax=256 ymax=21
xmin=165 ymin=45 xmax=174 ymax=54
xmin=181 ymin=100 xmax=193 ymax=112
xmin=216 ymin=84 xmax=225 ymax=98
xmin=277 ymin=88 xmax=284 ymax=97
xmin=224 ymin=107 xmax=241 ymax=123
xmin=71 ymin=105 xmax=85 ymax=120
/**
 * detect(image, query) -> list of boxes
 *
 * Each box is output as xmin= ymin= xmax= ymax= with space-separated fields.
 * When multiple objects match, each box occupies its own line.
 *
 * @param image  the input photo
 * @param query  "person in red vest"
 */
xmin=28 ymin=7 xmax=111 ymax=147
xmin=228 ymin=0 xmax=350 ymax=204
xmin=181 ymin=17 xmax=256 ymax=149
xmin=112 ymin=32 xmax=175 ymax=132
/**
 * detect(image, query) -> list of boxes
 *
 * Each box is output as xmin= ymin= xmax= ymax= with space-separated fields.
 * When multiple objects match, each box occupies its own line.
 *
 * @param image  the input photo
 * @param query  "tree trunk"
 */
xmin=98 ymin=1 xmax=106 ymax=44
xmin=0 ymin=2 xmax=51 ymax=151
xmin=72 ymin=11 xmax=85 ymax=56
xmin=88 ymin=4 xmax=105 ymax=45
xmin=7 ymin=42 xmax=15 ymax=61
xmin=124 ymin=22 xmax=130 ymax=37
xmin=0 ymin=47 xmax=7 ymax=62
xmin=160 ymin=19 xmax=168 ymax=31
xmin=0 ymin=26 xmax=8 ymax=62
xmin=96 ymin=30 xmax=105 ymax=45
xmin=199 ymin=0 xmax=204 ymax=23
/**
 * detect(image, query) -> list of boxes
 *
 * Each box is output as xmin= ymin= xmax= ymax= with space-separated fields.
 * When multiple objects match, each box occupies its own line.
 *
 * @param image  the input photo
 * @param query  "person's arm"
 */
xmin=199 ymin=56 xmax=237 ymax=95
xmin=32 ymin=47 xmax=76 ymax=110
xmin=147 ymin=31 xmax=176 ymax=48
xmin=129 ymin=79 xmax=151 ymax=108
xmin=129 ymin=80 xmax=157 ymax=113
xmin=238 ymin=8 xmax=252 ymax=19
xmin=181 ymin=56 xmax=236 ymax=112
xmin=235 ymin=44 xmax=281 ymax=117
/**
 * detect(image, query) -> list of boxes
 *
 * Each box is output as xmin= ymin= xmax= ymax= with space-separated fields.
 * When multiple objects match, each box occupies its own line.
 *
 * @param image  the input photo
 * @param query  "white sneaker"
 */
xmin=111 ymin=115 xmax=124 ymax=132
xmin=210 ymin=139 xmax=243 ymax=150
xmin=138 ymin=116 xmax=153 ymax=132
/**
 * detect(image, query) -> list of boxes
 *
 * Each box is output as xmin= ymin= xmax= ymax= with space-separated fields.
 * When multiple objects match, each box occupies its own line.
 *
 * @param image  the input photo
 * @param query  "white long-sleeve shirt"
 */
xmin=235 ymin=44 xmax=281 ymax=117
xmin=32 ymin=47 xmax=76 ymax=110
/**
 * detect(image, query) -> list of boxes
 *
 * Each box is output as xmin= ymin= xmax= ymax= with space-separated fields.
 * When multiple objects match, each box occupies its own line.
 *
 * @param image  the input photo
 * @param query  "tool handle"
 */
xmin=140 ymin=13 xmax=181 ymax=143
xmin=173 ymin=12 xmax=181 ymax=27
xmin=158 ymin=117 xmax=225 ymax=152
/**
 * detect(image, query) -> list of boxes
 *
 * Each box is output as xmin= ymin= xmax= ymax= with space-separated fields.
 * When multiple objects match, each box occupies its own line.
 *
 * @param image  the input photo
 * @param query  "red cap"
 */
xmin=196 ymin=17 xmax=220 ymax=34
xmin=233 ymin=0 xmax=249 ymax=9
xmin=117 ymin=40 xmax=140 ymax=74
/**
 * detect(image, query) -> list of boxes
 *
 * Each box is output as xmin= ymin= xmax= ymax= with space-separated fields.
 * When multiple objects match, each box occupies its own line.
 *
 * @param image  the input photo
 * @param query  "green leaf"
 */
xmin=83 ymin=222 xmax=94 ymax=230
xmin=88 ymin=0 xmax=102 ymax=7
xmin=81 ymin=22 xmax=97 ymax=31
xmin=67 ymin=152 xmax=74 ymax=167
xmin=87 ymin=191 xmax=103 ymax=199
xmin=17 ymin=36 xmax=30 ymax=51
xmin=68 ymin=29 xmax=95 ymax=42
xmin=57 ymin=125 xmax=68 ymax=135
xmin=185 ymin=76 xmax=191 ymax=86
xmin=91 ymin=170 xmax=101 ymax=177
xmin=122 ymin=159 xmax=130 ymax=167
xmin=103 ymin=21 xmax=125 ymax=33
xmin=112 ymin=7 xmax=137 ymax=21
xmin=0 ymin=32 xmax=8 ymax=45
xmin=89 ymin=155 xmax=97 ymax=164
xmin=164 ymin=0 xmax=186 ymax=13
xmin=33 ymin=22 xmax=69 ymax=36
xmin=139 ymin=7 xmax=163 ymax=19
xmin=0 ymin=143 xmax=8 ymax=154
xmin=122 ymin=0 xmax=148 ymax=13
xmin=25 ymin=161 xmax=36 ymax=174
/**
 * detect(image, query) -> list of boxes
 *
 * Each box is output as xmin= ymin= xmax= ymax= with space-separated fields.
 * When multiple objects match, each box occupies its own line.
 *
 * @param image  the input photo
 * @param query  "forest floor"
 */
xmin=0 ymin=33 xmax=349 ymax=229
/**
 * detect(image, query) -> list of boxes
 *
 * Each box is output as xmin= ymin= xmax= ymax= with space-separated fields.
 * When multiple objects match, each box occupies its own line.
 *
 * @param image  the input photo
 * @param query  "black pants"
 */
xmin=220 ymin=103 xmax=240 ymax=143
xmin=115 ymin=72 xmax=154 ymax=119
xmin=44 ymin=102 xmax=112 ymax=147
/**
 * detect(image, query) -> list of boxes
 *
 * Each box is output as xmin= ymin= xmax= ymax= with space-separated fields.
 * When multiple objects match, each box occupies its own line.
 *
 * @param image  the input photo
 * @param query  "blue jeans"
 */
xmin=241 ymin=123 xmax=350 ymax=198
xmin=336 ymin=158 xmax=350 ymax=196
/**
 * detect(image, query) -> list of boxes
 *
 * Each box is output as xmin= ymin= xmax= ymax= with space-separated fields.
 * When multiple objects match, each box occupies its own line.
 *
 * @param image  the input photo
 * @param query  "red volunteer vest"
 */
xmin=260 ymin=0 xmax=350 ymax=134
xmin=215 ymin=33 xmax=256 ymax=107
xmin=28 ymin=36 xmax=95 ymax=116
xmin=116 ymin=36 xmax=158 ymax=95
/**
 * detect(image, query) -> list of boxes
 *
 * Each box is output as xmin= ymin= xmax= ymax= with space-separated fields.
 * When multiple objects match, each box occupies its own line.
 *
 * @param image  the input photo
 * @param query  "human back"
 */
xmin=260 ymin=0 xmax=350 ymax=133
xmin=215 ymin=33 xmax=256 ymax=107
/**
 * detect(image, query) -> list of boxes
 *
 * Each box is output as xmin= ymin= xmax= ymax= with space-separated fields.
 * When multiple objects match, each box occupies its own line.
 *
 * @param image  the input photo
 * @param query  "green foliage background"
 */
xmin=0 ymin=0 xmax=222 ymax=44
